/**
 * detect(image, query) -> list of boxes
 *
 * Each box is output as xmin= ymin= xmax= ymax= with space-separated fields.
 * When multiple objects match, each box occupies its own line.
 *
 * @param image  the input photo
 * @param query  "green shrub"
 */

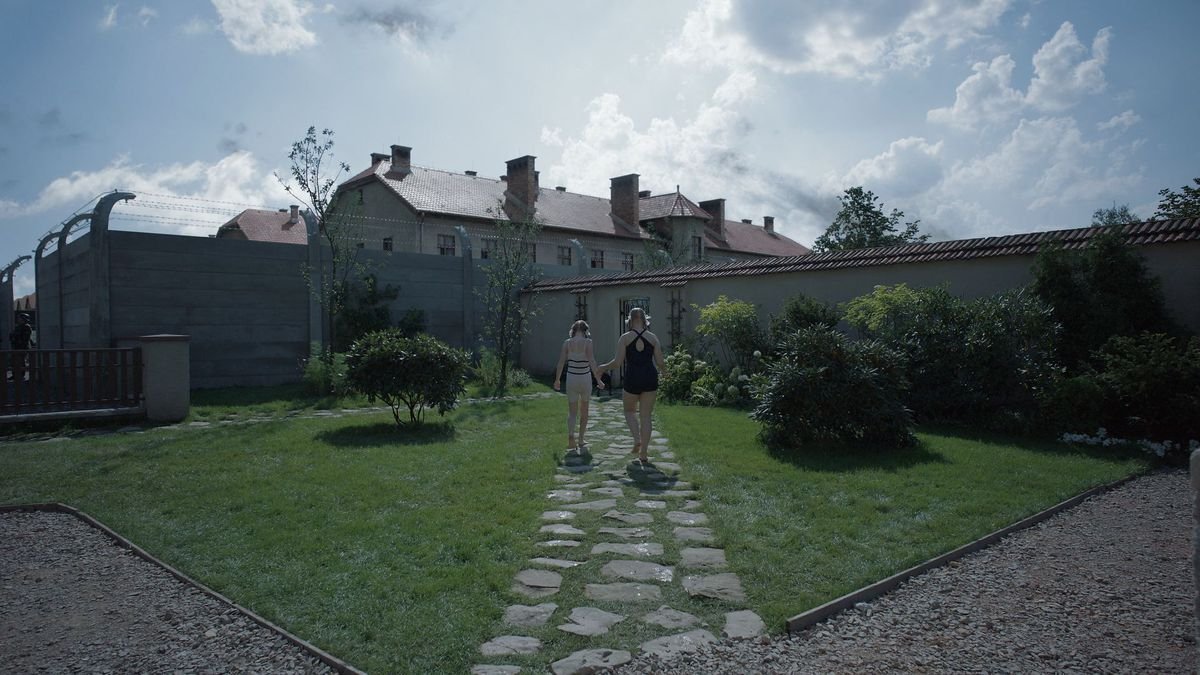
xmin=345 ymin=330 xmax=469 ymax=426
xmin=336 ymin=274 xmax=400 ymax=351
xmin=1037 ymin=374 xmax=1106 ymax=435
xmin=689 ymin=364 xmax=756 ymax=408
xmin=473 ymin=347 xmax=532 ymax=392
xmin=1093 ymin=332 xmax=1200 ymax=447
xmin=660 ymin=350 xmax=705 ymax=403
xmin=694 ymin=295 xmax=768 ymax=371
xmin=769 ymin=293 xmax=840 ymax=348
xmin=751 ymin=326 xmax=914 ymax=449
xmin=397 ymin=308 xmax=427 ymax=337
xmin=301 ymin=344 xmax=350 ymax=396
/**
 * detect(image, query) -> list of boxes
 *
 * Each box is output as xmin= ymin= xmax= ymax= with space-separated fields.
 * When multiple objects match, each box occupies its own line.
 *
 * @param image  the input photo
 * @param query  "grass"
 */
xmin=0 ymin=392 xmax=1149 ymax=672
xmin=655 ymin=404 xmax=1150 ymax=630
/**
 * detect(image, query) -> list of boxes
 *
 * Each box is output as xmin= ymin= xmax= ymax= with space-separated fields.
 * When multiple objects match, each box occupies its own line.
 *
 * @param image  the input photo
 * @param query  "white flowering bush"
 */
xmin=1058 ymin=427 xmax=1200 ymax=461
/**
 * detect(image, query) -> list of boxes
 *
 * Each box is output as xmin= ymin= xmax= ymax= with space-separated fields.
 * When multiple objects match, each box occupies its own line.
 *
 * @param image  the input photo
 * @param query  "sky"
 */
xmin=2 ymin=0 xmax=1198 ymax=297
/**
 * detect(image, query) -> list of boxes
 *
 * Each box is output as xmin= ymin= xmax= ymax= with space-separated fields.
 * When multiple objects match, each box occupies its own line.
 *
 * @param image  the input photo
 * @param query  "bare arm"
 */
xmin=598 ymin=333 xmax=628 ymax=372
xmin=587 ymin=340 xmax=605 ymax=385
xmin=651 ymin=332 xmax=666 ymax=370
xmin=553 ymin=340 xmax=567 ymax=391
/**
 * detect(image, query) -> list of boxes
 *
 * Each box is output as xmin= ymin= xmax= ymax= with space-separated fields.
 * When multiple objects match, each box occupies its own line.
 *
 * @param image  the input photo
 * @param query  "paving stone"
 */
xmin=681 ymin=500 xmax=703 ymax=510
xmin=480 ymin=635 xmax=542 ymax=656
xmin=503 ymin=603 xmax=558 ymax=627
xmin=547 ymin=489 xmax=583 ymax=502
xmin=561 ymin=464 xmax=594 ymax=474
xmin=641 ymin=605 xmax=702 ymax=630
xmin=591 ymin=542 xmax=663 ymax=558
xmin=512 ymin=569 xmax=562 ymax=598
xmin=563 ymin=454 xmax=591 ymax=467
xmin=589 ymin=487 xmax=625 ymax=497
xmin=584 ymin=582 xmax=663 ymax=602
xmin=644 ymin=490 xmax=699 ymax=498
xmin=556 ymin=607 xmax=626 ymax=636
xmin=666 ymin=511 xmax=708 ymax=526
xmin=539 ymin=524 xmax=586 ymax=537
xmin=471 ymin=666 xmax=521 ymax=675
xmin=682 ymin=573 xmax=747 ymax=602
xmin=550 ymin=648 xmax=632 ymax=675
xmin=602 ymin=510 xmax=654 ymax=525
xmin=673 ymin=527 xmax=715 ymax=543
xmin=601 ymin=560 xmax=674 ymax=583
xmin=541 ymin=510 xmax=576 ymax=522
xmin=679 ymin=547 xmax=727 ymax=569
xmin=536 ymin=539 xmax=581 ymax=549
xmin=657 ymin=451 xmax=676 ymax=459
xmin=553 ymin=475 xmax=577 ymax=483
xmin=638 ymin=629 xmax=717 ymax=659
xmin=561 ymin=499 xmax=618 ymax=511
xmin=599 ymin=527 xmax=653 ymax=540
xmin=634 ymin=500 xmax=667 ymax=510
xmin=653 ymin=462 xmax=682 ymax=472
xmin=723 ymin=609 xmax=766 ymax=638
xmin=529 ymin=557 xmax=585 ymax=569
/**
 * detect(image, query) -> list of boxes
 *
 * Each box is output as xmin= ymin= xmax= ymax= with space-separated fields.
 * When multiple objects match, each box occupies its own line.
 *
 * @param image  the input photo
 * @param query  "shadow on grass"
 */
xmin=919 ymin=423 xmax=1149 ymax=464
xmin=624 ymin=460 xmax=680 ymax=488
xmin=315 ymin=420 xmax=456 ymax=448
xmin=765 ymin=437 xmax=950 ymax=473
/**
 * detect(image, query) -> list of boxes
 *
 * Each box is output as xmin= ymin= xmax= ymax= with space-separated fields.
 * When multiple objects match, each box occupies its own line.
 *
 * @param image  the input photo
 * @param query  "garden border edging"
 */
xmin=0 ymin=502 xmax=366 ymax=675
xmin=785 ymin=470 xmax=1148 ymax=633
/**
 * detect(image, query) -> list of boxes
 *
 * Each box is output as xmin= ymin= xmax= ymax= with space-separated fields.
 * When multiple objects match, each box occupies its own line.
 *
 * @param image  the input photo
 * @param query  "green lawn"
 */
xmin=0 ymin=395 xmax=1147 ymax=673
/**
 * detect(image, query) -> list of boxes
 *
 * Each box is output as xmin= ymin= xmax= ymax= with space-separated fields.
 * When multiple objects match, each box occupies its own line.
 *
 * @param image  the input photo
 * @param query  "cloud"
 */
xmin=211 ymin=0 xmax=318 ymax=55
xmin=926 ymin=54 xmax=1024 ymax=129
xmin=339 ymin=4 xmax=448 ymax=45
xmin=1097 ymin=109 xmax=1140 ymax=132
xmin=841 ymin=137 xmax=944 ymax=198
xmin=664 ymin=0 xmax=1011 ymax=80
xmin=99 ymin=4 xmax=119 ymax=30
xmin=182 ymin=16 xmax=213 ymax=34
xmin=138 ymin=6 xmax=158 ymax=26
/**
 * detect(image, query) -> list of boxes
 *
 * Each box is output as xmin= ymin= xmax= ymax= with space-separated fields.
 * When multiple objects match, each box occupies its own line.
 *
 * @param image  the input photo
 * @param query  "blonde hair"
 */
xmin=569 ymin=320 xmax=591 ymax=338
xmin=626 ymin=307 xmax=649 ymax=330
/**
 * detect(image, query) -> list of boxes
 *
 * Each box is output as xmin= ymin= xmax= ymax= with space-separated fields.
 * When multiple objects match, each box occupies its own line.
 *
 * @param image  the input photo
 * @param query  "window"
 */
xmin=480 ymin=237 xmax=495 ymax=259
xmin=383 ymin=237 xmax=393 ymax=252
xmin=438 ymin=234 xmax=456 ymax=256
xmin=557 ymin=245 xmax=572 ymax=266
xmin=622 ymin=252 xmax=635 ymax=271
xmin=691 ymin=235 xmax=703 ymax=260
xmin=355 ymin=242 xmax=365 ymax=249
xmin=525 ymin=242 xmax=537 ymax=263
xmin=591 ymin=249 xmax=605 ymax=269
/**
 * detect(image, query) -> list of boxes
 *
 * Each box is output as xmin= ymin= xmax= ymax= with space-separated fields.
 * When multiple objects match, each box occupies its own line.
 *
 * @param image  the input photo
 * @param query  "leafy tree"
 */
xmin=1091 ymin=204 xmax=1140 ymax=227
xmin=1153 ymin=177 xmax=1200 ymax=220
xmin=693 ymin=295 xmax=767 ymax=371
xmin=813 ymin=187 xmax=928 ymax=253
xmin=276 ymin=126 xmax=361 ymax=353
xmin=769 ymin=293 xmax=839 ymax=347
xmin=345 ymin=330 xmax=469 ymax=426
xmin=335 ymin=273 xmax=400 ymax=351
xmin=478 ymin=208 xmax=543 ymax=395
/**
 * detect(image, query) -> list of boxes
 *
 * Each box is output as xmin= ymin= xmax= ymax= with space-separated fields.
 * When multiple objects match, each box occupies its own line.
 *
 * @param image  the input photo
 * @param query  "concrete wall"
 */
xmin=35 ymin=234 xmax=95 ymax=350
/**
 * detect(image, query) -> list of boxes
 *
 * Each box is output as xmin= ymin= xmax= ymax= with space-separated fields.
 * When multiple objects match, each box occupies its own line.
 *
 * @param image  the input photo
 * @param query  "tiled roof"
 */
xmin=216 ymin=209 xmax=308 ymax=245
xmin=344 ymin=160 xmax=809 ymax=256
xmin=527 ymin=219 xmax=1200 ymax=293
xmin=711 ymin=219 xmax=812 ymax=257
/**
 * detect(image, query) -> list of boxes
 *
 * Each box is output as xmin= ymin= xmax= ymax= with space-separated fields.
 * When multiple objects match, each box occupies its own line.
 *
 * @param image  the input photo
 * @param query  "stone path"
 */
xmin=473 ymin=397 xmax=764 ymax=674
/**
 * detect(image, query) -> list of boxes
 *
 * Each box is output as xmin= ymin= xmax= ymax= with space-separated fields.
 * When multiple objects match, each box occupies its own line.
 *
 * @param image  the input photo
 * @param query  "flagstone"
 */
xmin=602 ymin=510 xmax=654 ymax=525
xmin=561 ymin=499 xmax=618 ymax=511
xmin=480 ymin=635 xmax=541 ymax=656
xmin=529 ymin=557 xmax=585 ymax=569
xmin=657 ymin=451 xmax=676 ymax=459
xmin=723 ymin=610 xmax=766 ymax=638
xmin=591 ymin=542 xmax=663 ymax=557
xmin=536 ymin=539 xmax=581 ymax=549
xmin=638 ymin=629 xmax=717 ymax=659
xmin=589 ymin=487 xmax=624 ymax=497
xmin=653 ymin=462 xmax=682 ymax=472
xmin=539 ymin=524 xmax=586 ymax=537
xmin=503 ymin=603 xmax=558 ymax=627
xmin=601 ymin=560 xmax=674 ymax=583
xmin=471 ymin=665 xmax=521 ymax=675
xmin=635 ymin=500 xmax=667 ymax=509
xmin=643 ymin=490 xmax=699 ymax=498
xmin=553 ymin=474 xmax=577 ymax=483
xmin=599 ymin=527 xmax=653 ymax=540
xmin=682 ymin=573 xmax=747 ymax=602
xmin=512 ymin=569 xmax=561 ymax=598
xmin=547 ymin=490 xmax=582 ymax=502
xmin=549 ymin=648 xmax=632 ymax=675
xmin=666 ymin=511 xmax=708 ymax=526
xmin=584 ymin=582 xmax=663 ymax=602
xmin=541 ymin=510 xmax=576 ymax=521
xmin=561 ymin=464 xmax=594 ymax=474
xmin=673 ymin=527 xmax=715 ymax=543
xmin=641 ymin=606 xmax=702 ymax=630
xmin=679 ymin=547 xmax=727 ymax=569
xmin=556 ymin=607 xmax=625 ymax=636
xmin=681 ymin=500 xmax=703 ymax=510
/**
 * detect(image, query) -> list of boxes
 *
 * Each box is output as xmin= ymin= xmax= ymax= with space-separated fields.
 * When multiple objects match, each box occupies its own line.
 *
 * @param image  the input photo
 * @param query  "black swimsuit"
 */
xmin=622 ymin=329 xmax=658 ymax=395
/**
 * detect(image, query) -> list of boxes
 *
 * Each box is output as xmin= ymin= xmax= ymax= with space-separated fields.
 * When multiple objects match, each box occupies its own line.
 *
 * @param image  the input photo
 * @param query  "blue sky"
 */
xmin=2 ymin=0 xmax=1198 ymax=296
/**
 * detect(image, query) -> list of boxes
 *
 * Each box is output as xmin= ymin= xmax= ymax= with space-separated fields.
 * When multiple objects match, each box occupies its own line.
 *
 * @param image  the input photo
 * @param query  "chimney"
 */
xmin=699 ymin=198 xmax=726 ymax=240
xmin=555 ymin=186 xmax=566 ymax=192
xmin=610 ymin=174 xmax=640 ymax=229
xmin=741 ymin=219 xmax=752 ymax=224
xmin=370 ymin=152 xmax=388 ymax=164
xmin=638 ymin=190 xmax=651 ymax=198
xmin=386 ymin=144 xmax=411 ymax=178
xmin=764 ymin=216 xmax=775 ymax=233
xmin=505 ymin=155 xmax=538 ymax=219
xmin=465 ymin=170 xmax=477 ymax=176
xmin=289 ymin=204 xmax=299 ymax=224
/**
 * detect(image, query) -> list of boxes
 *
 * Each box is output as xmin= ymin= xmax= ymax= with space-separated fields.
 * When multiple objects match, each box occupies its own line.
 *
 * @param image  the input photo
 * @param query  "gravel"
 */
xmin=616 ymin=469 xmax=1196 ymax=674
xmin=0 ymin=510 xmax=337 ymax=673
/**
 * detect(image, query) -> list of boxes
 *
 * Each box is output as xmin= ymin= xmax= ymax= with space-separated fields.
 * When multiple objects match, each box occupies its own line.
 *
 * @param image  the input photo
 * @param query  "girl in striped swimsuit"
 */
xmin=553 ymin=320 xmax=607 ymax=450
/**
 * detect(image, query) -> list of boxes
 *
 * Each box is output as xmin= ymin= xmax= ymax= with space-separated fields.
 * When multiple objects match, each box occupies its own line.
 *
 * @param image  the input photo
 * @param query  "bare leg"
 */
xmin=567 ymin=399 xmax=579 ymax=448
xmin=638 ymin=392 xmax=657 ymax=462
xmin=623 ymin=391 xmax=640 ymax=456
xmin=578 ymin=399 xmax=590 ymax=448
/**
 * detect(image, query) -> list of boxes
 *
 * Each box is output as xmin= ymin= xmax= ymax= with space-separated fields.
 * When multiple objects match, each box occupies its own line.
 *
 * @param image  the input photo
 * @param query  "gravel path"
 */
xmin=616 ymin=469 xmax=1196 ymax=674
xmin=0 ymin=510 xmax=337 ymax=674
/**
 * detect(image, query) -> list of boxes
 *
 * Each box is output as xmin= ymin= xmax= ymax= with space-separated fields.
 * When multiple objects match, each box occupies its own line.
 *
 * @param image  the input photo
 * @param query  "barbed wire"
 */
xmin=119 ymin=190 xmax=279 ymax=211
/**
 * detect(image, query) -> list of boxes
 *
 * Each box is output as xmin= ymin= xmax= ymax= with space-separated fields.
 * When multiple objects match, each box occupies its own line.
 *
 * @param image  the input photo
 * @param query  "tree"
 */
xmin=345 ymin=330 xmax=469 ymax=427
xmin=478 ymin=208 xmax=543 ymax=395
xmin=812 ymin=187 xmax=928 ymax=253
xmin=276 ymin=126 xmax=360 ymax=353
xmin=1091 ymin=203 xmax=1140 ymax=227
xmin=1153 ymin=177 xmax=1200 ymax=219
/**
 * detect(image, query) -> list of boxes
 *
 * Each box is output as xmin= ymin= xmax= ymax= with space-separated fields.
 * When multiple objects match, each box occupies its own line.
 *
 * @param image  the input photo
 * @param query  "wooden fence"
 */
xmin=1 ymin=348 xmax=143 ymax=416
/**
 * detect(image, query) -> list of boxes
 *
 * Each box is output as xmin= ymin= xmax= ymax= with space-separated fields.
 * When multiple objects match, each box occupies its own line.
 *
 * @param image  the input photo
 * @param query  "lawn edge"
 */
xmin=0 ymin=502 xmax=366 ymax=675
xmin=784 ymin=467 xmax=1150 ymax=633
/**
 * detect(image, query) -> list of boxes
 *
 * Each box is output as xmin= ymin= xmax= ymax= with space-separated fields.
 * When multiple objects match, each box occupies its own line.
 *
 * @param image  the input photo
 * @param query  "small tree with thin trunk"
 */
xmin=813 ymin=187 xmax=927 ymax=253
xmin=1091 ymin=203 xmax=1140 ymax=227
xmin=478 ymin=206 xmax=543 ymax=396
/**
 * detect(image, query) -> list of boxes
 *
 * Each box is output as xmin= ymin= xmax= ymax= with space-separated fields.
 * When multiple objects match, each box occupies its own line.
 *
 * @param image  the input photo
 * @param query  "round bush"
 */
xmin=345 ymin=330 xmax=470 ymax=426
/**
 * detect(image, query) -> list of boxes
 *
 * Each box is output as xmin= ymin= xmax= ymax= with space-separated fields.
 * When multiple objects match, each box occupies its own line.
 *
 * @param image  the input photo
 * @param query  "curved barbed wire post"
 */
xmin=37 ymin=213 xmax=91 ymax=348
xmin=1 ymin=255 xmax=32 ymax=350
xmin=87 ymin=191 xmax=135 ymax=346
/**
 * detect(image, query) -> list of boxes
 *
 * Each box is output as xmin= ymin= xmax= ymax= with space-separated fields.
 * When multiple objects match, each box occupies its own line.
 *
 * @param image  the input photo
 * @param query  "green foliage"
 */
xmin=813 ymin=187 xmax=928 ymax=253
xmin=1091 ymin=204 xmax=1140 ymax=227
xmin=301 ymin=344 xmax=350 ymax=396
xmin=345 ymin=330 xmax=469 ymax=426
xmin=689 ymin=364 xmax=757 ymax=408
xmin=752 ymin=326 xmax=914 ymax=449
xmin=478 ymin=211 xmax=543 ymax=395
xmin=1153 ymin=177 xmax=1200 ymax=220
xmin=396 ymin=308 xmax=427 ymax=337
xmin=473 ymin=347 xmax=533 ymax=392
xmin=659 ymin=350 xmax=706 ymax=403
xmin=1092 ymin=333 xmax=1200 ymax=447
xmin=1037 ymin=375 xmax=1105 ymax=434
xmin=1032 ymin=228 xmax=1175 ymax=371
xmin=335 ymin=274 xmax=400 ymax=351
xmin=693 ymin=295 xmax=767 ymax=371
xmin=769 ymin=293 xmax=840 ymax=346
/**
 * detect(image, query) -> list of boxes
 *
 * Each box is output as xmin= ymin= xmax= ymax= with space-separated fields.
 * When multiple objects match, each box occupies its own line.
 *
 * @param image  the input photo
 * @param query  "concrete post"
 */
xmin=570 ymin=238 xmax=589 ymax=275
xmin=140 ymin=334 xmax=190 ymax=422
xmin=456 ymin=226 xmax=474 ymax=349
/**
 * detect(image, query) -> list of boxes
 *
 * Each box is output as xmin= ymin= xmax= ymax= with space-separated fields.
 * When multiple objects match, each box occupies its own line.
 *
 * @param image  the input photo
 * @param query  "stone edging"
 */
xmin=785 ymin=470 xmax=1149 ymax=633
xmin=0 ymin=502 xmax=365 ymax=675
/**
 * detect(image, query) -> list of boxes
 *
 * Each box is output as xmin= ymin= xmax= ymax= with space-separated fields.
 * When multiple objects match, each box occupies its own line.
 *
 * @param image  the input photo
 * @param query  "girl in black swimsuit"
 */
xmin=599 ymin=307 xmax=666 ymax=464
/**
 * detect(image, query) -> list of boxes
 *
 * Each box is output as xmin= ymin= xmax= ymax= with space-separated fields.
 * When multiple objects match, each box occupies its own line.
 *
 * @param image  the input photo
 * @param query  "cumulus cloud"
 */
xmin=926 ymin=54 xmax=1024 ymax=129
xmin=211 ymin=0 xmax=318 ymax=55
xmin=842 ymin=137 xmax=944 ymax=198
xmin=182 ymin=16 xmax=213 ymax=35
xmin=664 ymin=0 xmax=1010 ymax=80
xmin=339 ymin=4 xmax=449 ymax=46
xmin=1097 ymin=110 xmax=1140 ymax=132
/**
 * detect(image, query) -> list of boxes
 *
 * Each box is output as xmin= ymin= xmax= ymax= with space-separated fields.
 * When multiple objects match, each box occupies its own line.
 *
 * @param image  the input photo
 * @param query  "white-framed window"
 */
xmin=557 ymin=245 xmax=572 ymax=266
xmin=438 ymin=234 xmax=456 ymax=256
xmin=383 ymin=237 xmax=393 ymax=252
xmin=622 ymin=252 xmax=635 ymax=271
xmin=591 ymin=249 xmax=605 ymax=269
